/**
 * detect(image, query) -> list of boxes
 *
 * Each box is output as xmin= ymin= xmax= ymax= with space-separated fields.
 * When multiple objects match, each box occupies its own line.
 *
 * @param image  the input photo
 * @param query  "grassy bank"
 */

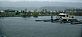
xmin=0 ymin=12 xmax=82 ymax=17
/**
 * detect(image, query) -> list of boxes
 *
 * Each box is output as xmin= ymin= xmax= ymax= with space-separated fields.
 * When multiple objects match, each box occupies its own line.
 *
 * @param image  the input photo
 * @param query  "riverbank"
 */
xmin=0 ymin=12 xmax=82 ymax=17
xmin=0 ymin=8 xmax=82 ymax=17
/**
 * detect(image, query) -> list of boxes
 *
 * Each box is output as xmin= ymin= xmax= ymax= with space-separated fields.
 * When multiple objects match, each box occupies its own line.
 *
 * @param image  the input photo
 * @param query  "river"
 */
xmin=0 ymin=16 xmax=82 ymax=37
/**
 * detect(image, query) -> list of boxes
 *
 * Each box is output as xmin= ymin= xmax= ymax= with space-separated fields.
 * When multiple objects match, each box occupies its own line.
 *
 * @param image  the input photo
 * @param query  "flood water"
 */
xmin=0 ymin=16 xmax=82 ymax=37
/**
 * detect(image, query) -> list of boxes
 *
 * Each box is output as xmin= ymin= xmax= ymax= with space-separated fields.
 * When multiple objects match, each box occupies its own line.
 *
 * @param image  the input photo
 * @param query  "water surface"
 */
xmin=0 ymin=16 xmax=82 ymax=37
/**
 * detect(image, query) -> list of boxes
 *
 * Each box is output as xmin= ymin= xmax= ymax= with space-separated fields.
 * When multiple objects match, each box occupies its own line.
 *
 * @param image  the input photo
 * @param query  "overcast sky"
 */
xmin=0 ymin=0 xmax=82 ymax=2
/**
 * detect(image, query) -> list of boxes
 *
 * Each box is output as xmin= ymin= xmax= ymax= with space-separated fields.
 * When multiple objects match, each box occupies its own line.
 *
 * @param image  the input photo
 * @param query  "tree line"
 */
xmin=0 ymin=8 xmax=82 ymax=17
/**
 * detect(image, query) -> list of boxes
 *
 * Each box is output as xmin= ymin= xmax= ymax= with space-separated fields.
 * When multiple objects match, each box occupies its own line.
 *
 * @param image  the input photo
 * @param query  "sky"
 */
xmin=0 ymin=0 xmax=82 ymax=8
xmin=0 ymin=0 xmax=82 ymax=2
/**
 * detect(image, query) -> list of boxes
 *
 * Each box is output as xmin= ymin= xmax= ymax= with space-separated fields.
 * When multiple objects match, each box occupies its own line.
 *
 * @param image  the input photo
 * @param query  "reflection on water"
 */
xmin=0 ymin=16 xmax=82 ymax=37
xmin=0 ymin=17 xmax=6 ymax=37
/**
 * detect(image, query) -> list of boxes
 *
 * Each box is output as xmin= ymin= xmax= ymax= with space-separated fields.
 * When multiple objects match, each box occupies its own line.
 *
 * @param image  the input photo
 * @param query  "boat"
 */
xmin=55 ymin=13 xmax=74 ymax=22
xmin=55 ymin=13 xmax=82 ymax=24
xmin=35 ymin=13 xmax=82 ymax=24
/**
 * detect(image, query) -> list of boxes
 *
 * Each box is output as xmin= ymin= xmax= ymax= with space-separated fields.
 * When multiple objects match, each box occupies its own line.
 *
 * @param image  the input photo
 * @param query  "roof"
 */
xmin=59 ymin=13 xmax=67 ymax=15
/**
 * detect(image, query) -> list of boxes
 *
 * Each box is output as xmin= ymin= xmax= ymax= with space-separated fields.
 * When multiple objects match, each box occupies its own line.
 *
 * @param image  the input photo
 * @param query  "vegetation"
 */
xmin=0 ymin=8 xmax=82 ymax=17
